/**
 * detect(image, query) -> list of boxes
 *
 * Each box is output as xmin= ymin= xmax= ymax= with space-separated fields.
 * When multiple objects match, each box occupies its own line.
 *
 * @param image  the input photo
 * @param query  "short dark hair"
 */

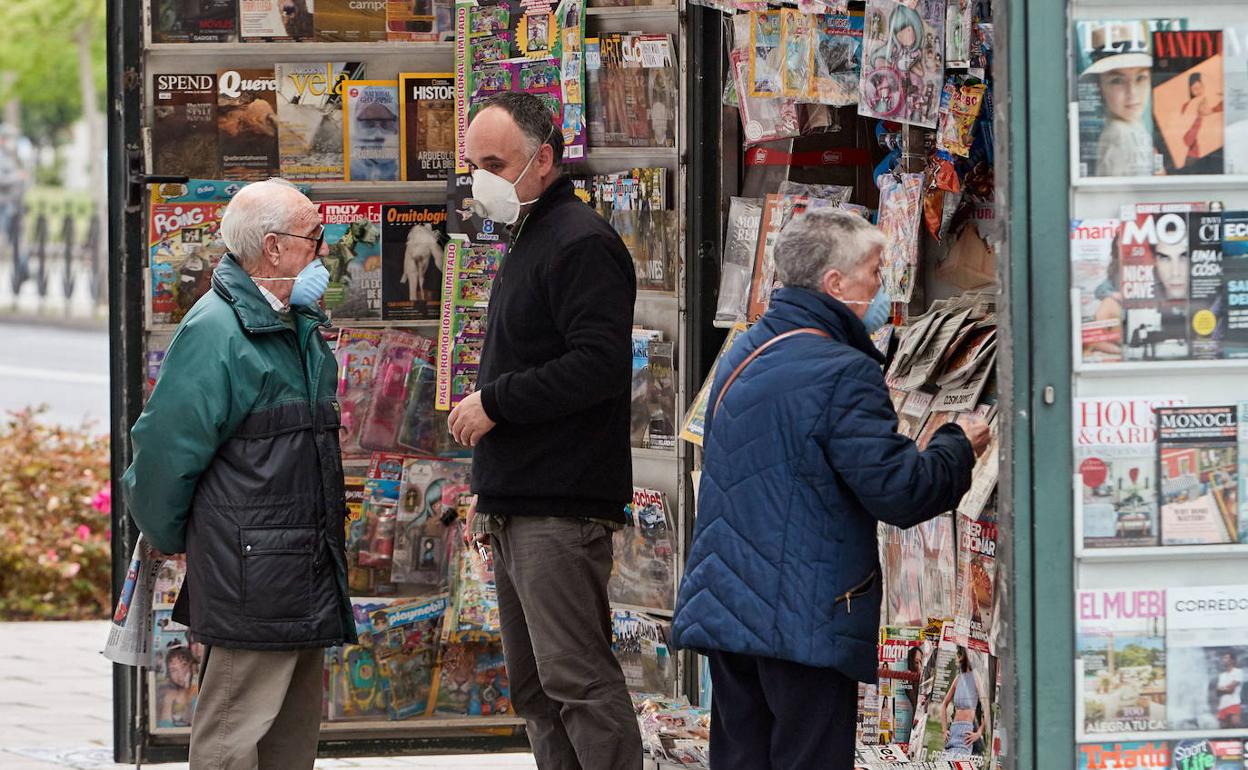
xmin=474 ymin=92 xmax=564 ymax=164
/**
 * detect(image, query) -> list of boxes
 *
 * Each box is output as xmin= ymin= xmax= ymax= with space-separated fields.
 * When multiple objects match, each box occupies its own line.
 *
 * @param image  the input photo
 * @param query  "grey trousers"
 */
xmin=489 ymin=515 xmax=643 ymax=770
xmin=188 ymin=646 xmax=324 ymax=770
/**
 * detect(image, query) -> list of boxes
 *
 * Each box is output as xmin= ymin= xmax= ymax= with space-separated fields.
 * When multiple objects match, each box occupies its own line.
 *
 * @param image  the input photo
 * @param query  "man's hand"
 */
xmin=956 ymin=417 xmax=992 ymax=457
xmin=461 ymin=495 xmax=488 ymax=548
xmin=448 ymin=391 xmax=496 ymax=447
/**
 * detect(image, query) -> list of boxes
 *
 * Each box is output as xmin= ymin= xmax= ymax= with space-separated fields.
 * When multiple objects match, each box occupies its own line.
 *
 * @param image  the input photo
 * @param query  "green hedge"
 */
xmin=0 ymin=408 xmax=111 ymax=620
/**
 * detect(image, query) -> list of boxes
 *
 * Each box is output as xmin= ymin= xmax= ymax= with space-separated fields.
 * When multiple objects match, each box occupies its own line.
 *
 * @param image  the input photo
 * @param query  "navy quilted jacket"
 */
xmin=671 ymin=287 xmax=974 ymax=682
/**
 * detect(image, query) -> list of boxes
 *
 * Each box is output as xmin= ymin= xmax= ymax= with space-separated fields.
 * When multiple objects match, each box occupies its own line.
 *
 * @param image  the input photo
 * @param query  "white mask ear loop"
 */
xmin=516 ymin=123 xmax=557 ymax=206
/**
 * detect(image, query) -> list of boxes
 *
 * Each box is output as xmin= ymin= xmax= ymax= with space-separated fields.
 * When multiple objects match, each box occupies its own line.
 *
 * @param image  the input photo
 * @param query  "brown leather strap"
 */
xmin=711 ymin=327 xmax=831 ymax=419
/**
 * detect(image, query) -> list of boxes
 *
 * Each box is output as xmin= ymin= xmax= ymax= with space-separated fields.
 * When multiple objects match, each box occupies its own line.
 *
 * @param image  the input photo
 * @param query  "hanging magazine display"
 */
xmin=858 ymin=0 xmax=945 ymax=128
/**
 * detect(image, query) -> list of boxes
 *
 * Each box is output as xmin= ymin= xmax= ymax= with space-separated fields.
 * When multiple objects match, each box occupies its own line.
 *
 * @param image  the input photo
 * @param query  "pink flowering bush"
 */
xmin=0 ymin=408 xmax=112 ymax=620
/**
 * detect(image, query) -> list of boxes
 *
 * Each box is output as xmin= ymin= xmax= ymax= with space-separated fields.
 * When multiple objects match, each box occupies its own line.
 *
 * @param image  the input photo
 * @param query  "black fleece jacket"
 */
xmin=473 ymin=175 xmax=637 ymax=521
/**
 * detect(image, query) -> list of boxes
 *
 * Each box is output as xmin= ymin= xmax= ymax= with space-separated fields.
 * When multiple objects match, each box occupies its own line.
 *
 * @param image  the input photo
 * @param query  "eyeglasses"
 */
xmin=271 ymin=224 xmax=325 ymax=254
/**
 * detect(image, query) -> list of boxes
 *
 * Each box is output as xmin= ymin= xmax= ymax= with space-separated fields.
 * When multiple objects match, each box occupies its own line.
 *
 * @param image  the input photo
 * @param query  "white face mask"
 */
xmin=468 ymin=125 xmax=554 ymax=226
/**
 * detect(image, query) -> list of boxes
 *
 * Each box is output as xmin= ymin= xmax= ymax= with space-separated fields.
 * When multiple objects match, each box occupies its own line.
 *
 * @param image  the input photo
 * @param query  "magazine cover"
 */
xmin=380 ymin=203 xmax=448 ymax=321
xmin=342 ymin=81 xmax=400 ymax=182
xmin=882 ymin=523 xmax=925 ymax=627
xmin=730 ymin=48 xmax=800 ymax=146
xmin=746 ymin=194 xmax=786 ymax=322
xmin=315 ymin=0 xmax=387 ymax=41
xmin=1072 ymin=218 xmax=1125 ymax=363
xmin=1075 ymin=395 xmax=1186 ymax=548
xmin=1157 ymin=405 xmax=1238 ymax=545
xmin=1241 ymin=403 xmax=1248 ymax=545
xmin=640 ymin=340 xmax=676 ymax=451
xmin=809 ymin=11 xmax=864 ymax=106
xmin=1188 ymin=210 xmax=1225 ymax=359
xmin=1166 ymin=585 xmax=1248 ymax=730
xmin=1226 ymin=26 xmax=1248 ymax=173
xmin=1170 ymin=739 xmax=1247 ymax=768
xmin=151 ymin=0 xmax=237 ymax=42
xmin=239 ymin=0 xmax=313 ymax=41
xmin=391 ymin=458 xmax=469 ymax=590
xmin=335 ymin=328 xmax=384 ymax=456
xmin=859 ymin=0 xmax=945 ymax=128
xmin=678 ymin=322 xmax=748 ymax=446
xmin=276 ymin=61 xmax=363 ymax=181
xmin=1072 ymin=20 xmax=1182 ymax=178
xmin=612 ymin=610 xmax=678 ymax=697
xmin=1120 ymin=206 xmax=1198 ymax=361
xmin=435 ymin=236 xmax=504 ymax=410
xmin=1223 ymin=211 xmax=1248 ymax=358
xmin=953 ymin=516 xmax=996 ymax=654
xmin=148 ymin=201 xmax=227 ymax=326
xmin=919 ymin=513 xmax=957 ymax=622
xmin=430 ymin=638 xmax=511 ymax=716
xmin=877 ymin=172 xmax=925 ymax=303
xmin=1153 ymin=30 xmax=1225 ymax=176
xmin=715 ymin=197 xmax=764 ymax=325
xmin=321 ymin=201 xmax=383 ymax=320
xmin=915 ymin=622 xmax=992 ymax=760
xmin=609 ymin=488 xmax=675 ymax=612
xmin=1077 ymin=742 xmax=1171 ymax=770
xmin=399 ymin=73 xmax=455 ymax=182
xmin=877 ymin=625 xmax=924 ymax=747
xmin=747 ymin=10 xmax=782 ymax=99
xmin=370 ymin=595 xmax=448 ymax=720
xmin=216 ymin=68 xmax=280 ymax=181
xmin=152 ymin=74 xmax=219 ymax=179
xmin=386 ymin=0 xmax=448 ymax=41
xmin=326 ymin=596 xmax=405 ymax=720
xmin=149 ymin=607 xmax=202 ymax=729
xmin=1077 ymin=588 xmax=1168 ymax=735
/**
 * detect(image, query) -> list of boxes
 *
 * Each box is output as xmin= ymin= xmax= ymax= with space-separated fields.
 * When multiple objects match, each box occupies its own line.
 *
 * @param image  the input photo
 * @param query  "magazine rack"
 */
xmin=1068 ymin=0 xmax=1248 ymax=756
xmin=107 ymin=0 xmax=696 ymax=762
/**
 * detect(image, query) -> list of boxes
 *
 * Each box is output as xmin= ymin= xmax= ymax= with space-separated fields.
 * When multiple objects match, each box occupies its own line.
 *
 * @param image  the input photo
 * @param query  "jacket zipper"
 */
xmin=296 ymin=317 xmax=328 ymax=574
xmin=834 ymin=569 xmax=878 ymax=614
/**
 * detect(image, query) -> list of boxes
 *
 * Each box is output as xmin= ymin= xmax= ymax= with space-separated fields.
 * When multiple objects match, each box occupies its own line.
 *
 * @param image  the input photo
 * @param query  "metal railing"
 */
xmin=1 ymin=198 xmax=105 ymax=317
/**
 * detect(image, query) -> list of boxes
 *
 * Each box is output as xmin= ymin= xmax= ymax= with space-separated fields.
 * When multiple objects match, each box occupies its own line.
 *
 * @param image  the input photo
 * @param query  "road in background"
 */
xmin=0 ymin=322 xmax=108 ymax=429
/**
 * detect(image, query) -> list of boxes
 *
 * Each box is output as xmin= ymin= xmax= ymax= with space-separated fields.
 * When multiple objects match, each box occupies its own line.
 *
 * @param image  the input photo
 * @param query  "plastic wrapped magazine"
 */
xmin=612 ymin=610 xmax=678 ymax=697
xmin=809 ymin=11 xmax=864 ymax=106
xmin=325 ymin=596 xmax=407 ymax=721
xmin=882 ymin=523 xmax=925 ymax=627
xmin=149 ymin=606 xmax=202 ymax=729
xmin=876 ymin=172 xmax=925 ymax=303
xmin=715 ymin=197 xmax=765 ymax=325
xmin=780 ymin=9 xmax=813 ymax=99
xmin=443 ymin=532 xmax=501 ymax=639
xmin=747 ymin=11 xmax=784 ymax=98
xmin=359 ymin=330 xmax=437 ymax=453
xmin=371 ymin=595 xmax=448 ymax=719
xmin=335 ymin=328 xmax=385 ymax=456
xmin=679 ymin=322 xmax=748 ymax=447
xmin=919 ymin=514 xmax=957 ymax=623
xmin=391 ymin=458 xmax=470 ymax=590
xmin=609 ymin=488 xmax=676 ymax=611
xmin=431 ymin=637 xmax=512 ymax=716
xmin=858 ymin=0 xmax=945 ymax=128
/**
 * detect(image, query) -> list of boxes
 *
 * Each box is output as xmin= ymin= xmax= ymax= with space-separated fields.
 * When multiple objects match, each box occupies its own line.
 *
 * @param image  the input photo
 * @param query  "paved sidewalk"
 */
xmin=0 ymin=621 xmax=537 ymax=769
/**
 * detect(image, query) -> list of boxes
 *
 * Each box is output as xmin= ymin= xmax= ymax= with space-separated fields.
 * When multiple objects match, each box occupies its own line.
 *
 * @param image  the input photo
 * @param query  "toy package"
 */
xmin=430 ymin=638 xmax=511 ymax=716
xmin=371 ymin=595 xmax=448 ymax=719
xmin=359 ymin=330 xmax=436 ymax=452
xmin=391 ymin=458 xmax=470 ymax=590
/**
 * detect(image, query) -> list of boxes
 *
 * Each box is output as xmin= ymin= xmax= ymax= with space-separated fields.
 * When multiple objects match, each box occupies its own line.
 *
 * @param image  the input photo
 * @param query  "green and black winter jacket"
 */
xmin=121 ymin=253 xmax=356 ymax=650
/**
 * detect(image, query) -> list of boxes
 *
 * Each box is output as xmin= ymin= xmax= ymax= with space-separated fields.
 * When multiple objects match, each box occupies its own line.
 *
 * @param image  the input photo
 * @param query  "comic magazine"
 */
xmin=809 ymin=11 xmax=864 ymax=106
xmin=276 ymin=61 xmax=364 ymax=181
xmin=1152 ymin=30 xmax=1224 ymax=176
xmin=435 ymin=236 xmax=504 ymax=410
xmin=443 ymin=540 xmax=501 ymax=639
xmin=430 ymin=638 xmax=511 ymax=716
xmin=343 ymin=81 xmax=401 ymax=182
xmin=1071 ymin=218 xmax=1125 ymax=364
xmin=371 ymin=595 xmax=448 ymax=720
xmin=747 ymin=10 xmax=783 ymax=98
xmin=1074 ymin=395 xmax=1185 ymax=549
xmin=609 ymin=488 xmax=675 ymax=612
xmin=358 ymin=330 xmax=437 ymax=453
xmin=1071 ymin=19 xmax=1183 ymax=178
xmin=325 ymin=596 xmax=407 ymax=721
xmin=1224 ymin=212 xmax=1248 ymax=358
xmin=1156 ymin=405 xmax=1238 ymax=545
xmin=1165 ymin=585 xmax=1248 ymax=731
xmin=216 ymin=68 xmax=280 ymax=181
xmin=151 ymin=0 xmax=236 ymax=42
xmin=322 ymin=201 xmax=384 ymax=321
xmin=391 ymin=458 xmax=470 ymax=590
xmin=612 ymin=610 xmax=678 ymax=697
xmin=1077 ymin=742 xmax=1171 ymax=770
xmin=858 ymin=0 xmax=945 ymax=128
xmin=148 ymin=201 xmax=227 ymax=326
xmin=877 ymin=173 xmax=925 ymax=303
xmin=399 ymin=73 xmax=455 ymax=182
xmin=1077 ymin=588 xmax=1168 ymax=735
xmin=152 ymin=74 xmax=219 ymax=179
xmin=1226 ymin=26 xmax=1248 ymax=174
xmin=149 ymin=607 xmax=201 ymax=730
xmin=380 ymin=203 xmax=448 ymax=321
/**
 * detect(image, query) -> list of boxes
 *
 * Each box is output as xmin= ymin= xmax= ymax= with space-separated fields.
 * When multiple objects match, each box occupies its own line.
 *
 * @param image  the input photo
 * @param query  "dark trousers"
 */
xmin=708 ymin=650 xmax=858 ymax=770
xmin=490 ymin=515 xmax=642 ymax=770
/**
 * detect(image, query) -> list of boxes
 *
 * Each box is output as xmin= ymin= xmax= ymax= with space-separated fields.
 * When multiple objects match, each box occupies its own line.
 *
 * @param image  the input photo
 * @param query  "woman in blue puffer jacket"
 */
xmin=671 ymin=207 xmax=990 ymax=769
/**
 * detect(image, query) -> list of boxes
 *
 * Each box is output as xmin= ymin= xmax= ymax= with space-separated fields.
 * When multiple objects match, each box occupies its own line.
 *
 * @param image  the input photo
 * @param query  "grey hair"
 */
xmin=773 ymin=207 xmax=886 ymax=291
xmin=220 ymin=178 xmax=304 ymax=272
xmin=474 ymin=92 xmax=564 ymax=164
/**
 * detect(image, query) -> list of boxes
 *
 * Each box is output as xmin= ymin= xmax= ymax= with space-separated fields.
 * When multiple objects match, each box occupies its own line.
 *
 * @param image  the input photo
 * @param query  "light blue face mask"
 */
xmin=842 ymin=288 xmax=891 ymax=334
xmin=288 ymin=260 xmax=330 ymax=307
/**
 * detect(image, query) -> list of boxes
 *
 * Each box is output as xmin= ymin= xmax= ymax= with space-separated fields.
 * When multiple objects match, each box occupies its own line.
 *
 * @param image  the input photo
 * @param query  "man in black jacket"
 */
xmin=448 ymin=93 xmax=642 ymax=769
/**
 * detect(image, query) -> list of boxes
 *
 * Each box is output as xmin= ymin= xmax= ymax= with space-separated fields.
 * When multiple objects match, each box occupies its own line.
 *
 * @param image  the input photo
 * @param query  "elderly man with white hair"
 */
xmin=672 ymin=207 xmax=990 ymax=769
xmin=121 ymin=179 xmax=353 ymax=770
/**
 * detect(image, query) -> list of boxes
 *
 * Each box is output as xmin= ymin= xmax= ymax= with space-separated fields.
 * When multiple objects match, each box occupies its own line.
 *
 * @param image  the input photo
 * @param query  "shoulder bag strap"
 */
xmin=711 ymin=327 xmax=831 ymax=419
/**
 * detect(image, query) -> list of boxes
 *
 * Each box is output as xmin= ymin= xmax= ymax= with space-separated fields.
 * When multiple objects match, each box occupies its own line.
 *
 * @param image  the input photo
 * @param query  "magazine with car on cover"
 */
xmin=1076 ymin=588 xmax=1168 ymax=735
xmin=609 ymin=487 xmax=675 ymax=612
xmin=1157 ymin=405 xmax=1238 ymax=545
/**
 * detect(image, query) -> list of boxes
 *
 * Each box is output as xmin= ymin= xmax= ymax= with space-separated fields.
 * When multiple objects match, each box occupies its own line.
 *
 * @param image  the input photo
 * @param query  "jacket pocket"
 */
xmin=832 ymin=568 xmax=878 ymax=616
xmin=239 ymin=525 xmax=315 ymax=620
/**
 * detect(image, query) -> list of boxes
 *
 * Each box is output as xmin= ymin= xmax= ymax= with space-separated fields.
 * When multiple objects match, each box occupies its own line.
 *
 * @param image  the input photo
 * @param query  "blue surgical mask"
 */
xmin=288 ymin=260 xmax=330 ymax=307
xmin=841 ymin=288 xmax=891 ymax=334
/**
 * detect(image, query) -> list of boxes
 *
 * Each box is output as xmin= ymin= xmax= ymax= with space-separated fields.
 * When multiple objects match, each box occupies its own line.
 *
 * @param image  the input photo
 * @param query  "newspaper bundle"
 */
xmin=104 ymin=535 xmax=168 ymax=667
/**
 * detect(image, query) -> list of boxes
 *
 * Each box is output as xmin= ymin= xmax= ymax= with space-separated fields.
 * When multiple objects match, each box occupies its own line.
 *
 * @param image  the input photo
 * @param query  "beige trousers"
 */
xmin=188 ymin=646 xmax=324 ymax=770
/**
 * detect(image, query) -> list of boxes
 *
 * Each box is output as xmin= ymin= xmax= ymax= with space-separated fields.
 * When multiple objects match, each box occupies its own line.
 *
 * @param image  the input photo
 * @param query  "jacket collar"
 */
xmin=509 ymin=175 xmax=574 ymax=235
xmin=212 ymin=253 xmax=329 ymax=334
xmin=765 ymin=287 xmax=885 ymax=364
